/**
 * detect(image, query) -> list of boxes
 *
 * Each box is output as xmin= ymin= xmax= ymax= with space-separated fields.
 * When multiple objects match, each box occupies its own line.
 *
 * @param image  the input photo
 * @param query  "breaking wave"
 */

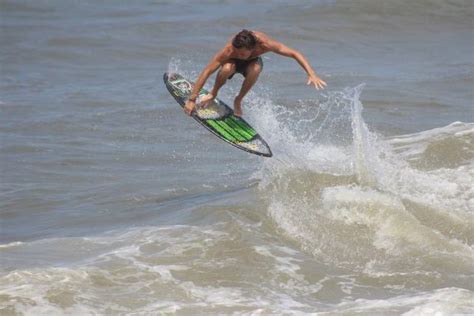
xmin=248 ymin=85 xmax=473 ymax=281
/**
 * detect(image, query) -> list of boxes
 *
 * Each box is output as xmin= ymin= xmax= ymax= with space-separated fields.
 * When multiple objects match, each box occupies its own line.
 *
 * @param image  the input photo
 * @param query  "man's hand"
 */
xmin=307 ymin=74 xmax=327 ymax=90
xmin=184 ymin=100 xmax=196 ymax=115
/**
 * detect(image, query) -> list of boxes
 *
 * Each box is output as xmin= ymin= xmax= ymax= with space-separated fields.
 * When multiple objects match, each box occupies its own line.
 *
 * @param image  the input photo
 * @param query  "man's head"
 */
xmin=232 ymin=29 xmax=257 ymax=50
xmin=232 ymin=29 xmax=257 ymax=59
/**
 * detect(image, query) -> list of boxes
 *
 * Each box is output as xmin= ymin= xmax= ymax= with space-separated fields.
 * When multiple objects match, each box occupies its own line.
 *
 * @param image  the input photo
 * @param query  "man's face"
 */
xmin=235 ymin=47 xmax=252 ymax=60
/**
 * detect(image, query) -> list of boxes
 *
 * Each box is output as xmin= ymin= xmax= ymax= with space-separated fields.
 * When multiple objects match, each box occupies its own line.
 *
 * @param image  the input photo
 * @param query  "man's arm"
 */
xmin=266 ymin=39 xmax=327 ymax=90
xmin=184 ymin=53 xmax=224 ymax=115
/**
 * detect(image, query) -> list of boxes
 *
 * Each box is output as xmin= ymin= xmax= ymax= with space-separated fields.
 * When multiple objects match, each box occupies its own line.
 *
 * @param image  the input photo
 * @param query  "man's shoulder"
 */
xmin=221 ymin=45 xmax=234 ymax=57
xmin=253 ymin=31 xmax=268 ymax=42
xmin=212 ymin=45 xmax=233 ymax=63
xmin=253 ymin=31 xmax=274 ymax=49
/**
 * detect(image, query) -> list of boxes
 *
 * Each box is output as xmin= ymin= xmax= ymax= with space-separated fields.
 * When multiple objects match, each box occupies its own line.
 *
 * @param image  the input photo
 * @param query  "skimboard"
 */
xmin=163 ymin=72 xmax=272 ymax=157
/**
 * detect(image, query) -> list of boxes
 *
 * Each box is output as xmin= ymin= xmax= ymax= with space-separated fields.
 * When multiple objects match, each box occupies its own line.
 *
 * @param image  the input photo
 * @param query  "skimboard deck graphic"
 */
xmin=163 ymin=72 xmax=272 ymax=157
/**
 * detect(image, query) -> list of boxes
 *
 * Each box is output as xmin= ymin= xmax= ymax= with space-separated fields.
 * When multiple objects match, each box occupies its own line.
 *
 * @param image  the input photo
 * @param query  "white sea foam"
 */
xmin=251 ymin=84 xmax=474 ymax=279
xmin=0 ymin=223 xmax=326 ymax=314
xmin=388 ymin=121 xmax=474 ymax=160
xmin=315 ymin=287 xmax=474 ymax=315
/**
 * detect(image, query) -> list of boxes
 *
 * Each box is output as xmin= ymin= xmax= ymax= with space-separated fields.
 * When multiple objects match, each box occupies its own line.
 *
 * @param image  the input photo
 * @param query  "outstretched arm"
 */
xmin=267 ymin=39 xmax=327 ymax=90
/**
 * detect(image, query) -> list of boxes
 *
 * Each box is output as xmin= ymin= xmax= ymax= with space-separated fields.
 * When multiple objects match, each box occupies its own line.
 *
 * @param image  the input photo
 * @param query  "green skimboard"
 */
xmin=164 ymin=72 xmax=272 ymax=157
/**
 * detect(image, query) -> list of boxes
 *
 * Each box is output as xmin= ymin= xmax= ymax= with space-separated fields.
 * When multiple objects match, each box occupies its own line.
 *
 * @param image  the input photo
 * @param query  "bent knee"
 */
xmin=221 ymin=62 xmax=236 ymax=73
xmin=247 ymin=62 xmax=262 ymax=75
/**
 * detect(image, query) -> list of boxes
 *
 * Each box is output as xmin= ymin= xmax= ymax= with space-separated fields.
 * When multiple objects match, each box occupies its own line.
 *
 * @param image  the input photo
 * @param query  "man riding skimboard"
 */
xmin=184 ymin=29 xmax=327 ymax=117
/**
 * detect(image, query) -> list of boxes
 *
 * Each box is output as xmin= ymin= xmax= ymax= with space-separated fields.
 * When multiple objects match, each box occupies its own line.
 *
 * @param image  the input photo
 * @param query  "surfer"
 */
xmin=184 ymin=29 xmax=327 ymax=117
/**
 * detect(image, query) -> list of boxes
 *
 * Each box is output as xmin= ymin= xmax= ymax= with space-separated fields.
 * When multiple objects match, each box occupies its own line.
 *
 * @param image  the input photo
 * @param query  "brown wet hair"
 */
xmin=232 ymin=29 xmax=257 ymax=50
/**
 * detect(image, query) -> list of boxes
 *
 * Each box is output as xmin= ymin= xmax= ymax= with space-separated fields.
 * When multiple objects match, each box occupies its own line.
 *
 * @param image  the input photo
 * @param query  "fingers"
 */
xmin=308 ymin=76 xmax=327 ymax=90
xmin=307 ymin=78 xmax=320 ymax=90
xmin=313 ymin=80 xmax=321 ymax=90
xmin=313 ymin=79 xmax=327 ymax=90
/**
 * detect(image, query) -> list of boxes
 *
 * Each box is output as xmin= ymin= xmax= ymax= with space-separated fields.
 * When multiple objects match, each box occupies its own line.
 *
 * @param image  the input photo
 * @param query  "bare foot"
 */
xmin=199 ymin=93 xmax=215 ymax=108
xmin=233 ymin=97 xmax=243 ymax=117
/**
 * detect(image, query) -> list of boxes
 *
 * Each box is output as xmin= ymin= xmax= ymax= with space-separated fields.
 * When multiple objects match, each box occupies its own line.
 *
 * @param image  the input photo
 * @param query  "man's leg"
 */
xmin=234 ymin=59 xmax=262 ymax=116
xmin=200 ymin=62 xmax=236 ymax=106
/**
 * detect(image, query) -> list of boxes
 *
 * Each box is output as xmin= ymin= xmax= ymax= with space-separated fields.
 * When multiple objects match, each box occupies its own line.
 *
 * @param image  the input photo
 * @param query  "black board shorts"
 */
xmin=228 ymin=57 xmax=263 ymax=79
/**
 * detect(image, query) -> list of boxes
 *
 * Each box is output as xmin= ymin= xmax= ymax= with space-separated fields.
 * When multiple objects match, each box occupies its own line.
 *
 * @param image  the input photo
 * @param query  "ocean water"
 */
xmin=1 ymin=0 xmax=473 ymax=314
